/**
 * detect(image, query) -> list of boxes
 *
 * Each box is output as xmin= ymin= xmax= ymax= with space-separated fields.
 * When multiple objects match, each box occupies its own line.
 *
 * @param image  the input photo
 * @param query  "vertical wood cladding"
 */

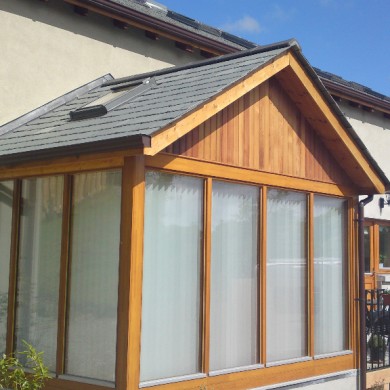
xmin=165 ymin=78 xmax=353 ymax=186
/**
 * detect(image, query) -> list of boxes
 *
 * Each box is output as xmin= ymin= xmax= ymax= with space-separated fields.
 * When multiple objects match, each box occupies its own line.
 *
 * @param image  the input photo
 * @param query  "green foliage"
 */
xmin=368 ymin=334 xmax=386 ymax=349
xmin=0 ymin=341 xmax=50 ymax=390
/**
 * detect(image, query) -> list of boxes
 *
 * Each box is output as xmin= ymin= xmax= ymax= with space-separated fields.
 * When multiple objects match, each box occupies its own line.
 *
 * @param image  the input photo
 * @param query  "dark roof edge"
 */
xmin=0 ymin=74 xmax=114 ymax=136
xmin=104 ymin=38 xmax=299 ymax=87
xmin=293 ymin=52 xmax=390 ymax=189
xmin=0 ymin=134 xmax=150 ymax=166
xmin=318 ymin=77 xmax=390 ymax=114
xmin=75 ymin=0 xmax=254 ymax=52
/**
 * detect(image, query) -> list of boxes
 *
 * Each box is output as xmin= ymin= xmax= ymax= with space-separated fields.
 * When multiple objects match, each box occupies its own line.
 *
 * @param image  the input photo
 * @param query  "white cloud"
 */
xmin=221 ymin=16 xmax=262 ymax=34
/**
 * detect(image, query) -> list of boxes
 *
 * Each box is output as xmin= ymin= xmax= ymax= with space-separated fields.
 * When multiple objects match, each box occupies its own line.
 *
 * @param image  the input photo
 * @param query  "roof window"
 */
xmin=70 ymin=78 xmax=154 ymax=121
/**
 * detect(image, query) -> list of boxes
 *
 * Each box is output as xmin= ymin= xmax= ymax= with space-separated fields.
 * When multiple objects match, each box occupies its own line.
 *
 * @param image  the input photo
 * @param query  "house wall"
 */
xmin=338 ymin=101 xmax=390 ymax=219
xmin=0 ymin=0 xmax=203 ymax=126
xmin=166 ymin=79 xmax=354 ymax=187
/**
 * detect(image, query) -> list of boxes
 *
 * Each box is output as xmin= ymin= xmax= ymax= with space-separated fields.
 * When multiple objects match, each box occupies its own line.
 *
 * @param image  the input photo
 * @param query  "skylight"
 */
xmin=69 ymin=78 xmax=154 ymax=121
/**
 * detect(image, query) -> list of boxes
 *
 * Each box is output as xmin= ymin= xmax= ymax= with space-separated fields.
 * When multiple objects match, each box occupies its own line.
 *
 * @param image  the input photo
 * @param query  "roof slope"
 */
xmin=0 ymin=38 xmax=387 ymax=192
xmin=0 ymin=42 xmax=291 ymax=162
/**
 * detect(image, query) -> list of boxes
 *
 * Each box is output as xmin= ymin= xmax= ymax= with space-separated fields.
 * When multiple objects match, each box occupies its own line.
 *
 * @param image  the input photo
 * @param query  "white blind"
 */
xmin=210 ymin=181 xmax=259 ymax=371
xmin=140 ymin=171 xmax=203 ymax=382
xmin=0 ymin=181 xmax=14 ymax=356
xmin=314 ymin=195 xmax=346 ymax=355
xmin=266 ymin=189 xmax=307 ymax=363
xmin=15 ymin=177 xmax=63 ymax=371
xmin=66 ymin=170 xmax=121 ymax=382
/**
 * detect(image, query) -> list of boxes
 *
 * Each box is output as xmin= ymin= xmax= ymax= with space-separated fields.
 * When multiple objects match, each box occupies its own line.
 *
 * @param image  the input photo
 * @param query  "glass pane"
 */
xmin=0 ymin=181 xmax=14 ymax=356
xmin=210 ymin=181 xmax=259 ymax=371
xmin=314 ymin=196 xmax=347 ymax=355
xmin=66 ymin=170 xmax=121 ymax=382
xmin=379 ymin=226 xmax=390 ymax=269
xmin=364 ymin=227 xmax=371 ymax=273
xmin=266 ymin=189 xmax=307 ymax=362
xmin=140 ymin=172 xmax=203 ymax=382
xmin=15 ymin=176 xmax=63 ymax=370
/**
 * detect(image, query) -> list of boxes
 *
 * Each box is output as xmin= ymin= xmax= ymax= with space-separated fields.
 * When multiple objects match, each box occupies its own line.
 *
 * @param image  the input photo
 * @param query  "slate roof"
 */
xmin=107 ymin=0 xmax=257 ymax=50
xmin=0 ymin=40 xmax=292 ymax=163
xmin=315 ymin=67 xmax=390 ymax=104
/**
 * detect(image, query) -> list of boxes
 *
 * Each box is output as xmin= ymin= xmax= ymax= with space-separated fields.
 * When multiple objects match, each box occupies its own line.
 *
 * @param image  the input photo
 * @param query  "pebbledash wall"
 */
xmin=0 ymin=0 xmax=204 ymax=126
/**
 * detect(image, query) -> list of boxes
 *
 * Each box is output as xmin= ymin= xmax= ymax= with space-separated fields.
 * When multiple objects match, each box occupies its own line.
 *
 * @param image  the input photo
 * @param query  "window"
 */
xmin=65 ymin=170 xmax=121 ymax=382
xmin=0 ymin=181 xmax=14 ymax=356
xmin=266 ymin=189 xmax=307 ymax=363
xmin=210 ymin=181 xmax=259 ymax=372
xmin=379 ymin=225 xmax=390 ymax=269
xmin=139 ymin=171 xmax=350 ymax=383
xmin=314 ymin=196 xmax=347 ymax=355
xmin=15 ymin=177 xmax=63 ymax=371
xmin=140 ymin=172 xmax=203 ymax=383
xmin=1 ymin=171 xmax=121 ymax=385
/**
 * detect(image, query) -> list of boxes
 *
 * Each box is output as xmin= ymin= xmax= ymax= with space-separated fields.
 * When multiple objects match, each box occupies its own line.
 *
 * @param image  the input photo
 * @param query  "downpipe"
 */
xmin=358 ymin=195 xmax=373 ymax=390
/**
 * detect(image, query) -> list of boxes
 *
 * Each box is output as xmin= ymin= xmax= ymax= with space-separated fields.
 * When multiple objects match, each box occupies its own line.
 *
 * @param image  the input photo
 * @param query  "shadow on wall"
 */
xmin=0 ymin=0 xmax=201 ymax=65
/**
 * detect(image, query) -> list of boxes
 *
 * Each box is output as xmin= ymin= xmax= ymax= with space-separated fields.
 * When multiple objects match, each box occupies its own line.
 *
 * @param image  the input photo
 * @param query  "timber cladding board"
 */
xmin=165 ymin=78 xmax=355 ymax=188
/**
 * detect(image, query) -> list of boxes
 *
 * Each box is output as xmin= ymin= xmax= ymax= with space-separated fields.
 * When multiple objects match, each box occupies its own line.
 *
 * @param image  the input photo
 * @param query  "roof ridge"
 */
xmin=104 ymin=38 xmax=299 ymax=87
xmin=0 ymin=74 xmax=114 ymax=136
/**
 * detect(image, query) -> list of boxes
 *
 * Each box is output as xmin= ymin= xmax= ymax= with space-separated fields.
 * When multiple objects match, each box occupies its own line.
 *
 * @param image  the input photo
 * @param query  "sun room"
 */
xmin=0 ymin=41 xmax=387 ymax=390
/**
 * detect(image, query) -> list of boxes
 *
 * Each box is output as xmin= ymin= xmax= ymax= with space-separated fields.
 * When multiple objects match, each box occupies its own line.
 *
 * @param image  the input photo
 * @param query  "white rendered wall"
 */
xmin=339 ymin=101 xmax=390 ymax=220
xmin=0 ymin=0 xmax=203 ymax=125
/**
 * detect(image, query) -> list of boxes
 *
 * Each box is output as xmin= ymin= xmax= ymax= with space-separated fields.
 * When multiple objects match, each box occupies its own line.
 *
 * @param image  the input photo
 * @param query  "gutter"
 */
xmin=358 ymin=195 xmax=373 ymax=390
xmin=64 ymin=0 xmax=246 ymax=54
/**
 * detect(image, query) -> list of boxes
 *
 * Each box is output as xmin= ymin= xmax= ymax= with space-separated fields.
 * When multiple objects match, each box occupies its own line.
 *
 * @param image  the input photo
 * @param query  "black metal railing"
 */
xmin=366 ymin=289 xmax=390 ymax=371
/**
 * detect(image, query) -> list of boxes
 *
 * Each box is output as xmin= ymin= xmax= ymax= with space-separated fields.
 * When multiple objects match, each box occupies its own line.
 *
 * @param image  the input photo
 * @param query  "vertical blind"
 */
xmin=210 ymin=181 xmax=259 ymax=371
xmin=15 ymin=177 xmax=63 ymax=371
xmin=66 ymin=170 xmax=121 ymax=382
xmin=314 ymin=196 xmax=346 ymax=355
xmin=266 ymin=189 xmax=307 ymax=362
xmin=141 ymin=172 xmax=203 ymax=382
xmin=0 ymin=181 xmax=13 ymax=356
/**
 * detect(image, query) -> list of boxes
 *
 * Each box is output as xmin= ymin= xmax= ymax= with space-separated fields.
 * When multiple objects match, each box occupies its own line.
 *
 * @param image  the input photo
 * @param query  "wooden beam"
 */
xmin=56 ymin=175 xmax=72 ymax=374
xmin=146 ymin=154 xmax=359 ymax=197
xmin=116 ymin=156 xmax=145 ymax=390
xmin=144 ymin=53 xmax=290 ymax=156
xmin=284 ymin=52 xmax=386 ymax=194
xmin=6 ymin=180 xmax=21 ymax=355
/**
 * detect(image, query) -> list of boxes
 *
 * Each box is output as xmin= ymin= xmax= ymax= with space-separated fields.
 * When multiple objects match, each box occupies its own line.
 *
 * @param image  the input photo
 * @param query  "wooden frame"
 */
xmin=0 ymin=147 xmax=361 ymax=390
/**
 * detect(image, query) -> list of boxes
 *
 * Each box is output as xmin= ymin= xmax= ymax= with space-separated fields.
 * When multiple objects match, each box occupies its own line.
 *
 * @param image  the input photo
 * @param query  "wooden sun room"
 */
xmin=0 ymin=48 xmax=386 ymax=390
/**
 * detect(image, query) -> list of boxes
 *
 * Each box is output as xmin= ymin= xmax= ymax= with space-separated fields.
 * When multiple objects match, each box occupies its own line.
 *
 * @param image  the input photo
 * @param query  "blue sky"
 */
xmin=159 ymin=0 xmax=390 ymax=97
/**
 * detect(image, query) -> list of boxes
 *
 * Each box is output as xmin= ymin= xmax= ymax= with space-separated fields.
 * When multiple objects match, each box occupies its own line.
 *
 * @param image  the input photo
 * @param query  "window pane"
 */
xmin=364 ymin=227 xmax=371 ymax=273
xmin=66 ymin=170 xmax=121 ymax=382
xmin=210 ymin=181 xmax=259 ymax=371
xmin=266 ymin=189 xmax=307 ymax=362
xmin=0 ymin=181 xmax=14 ymax=356
xmin=141 ymin=172 xmax=203 ymax=382
xmin=314 ymin=196 xmax=347 ymax=355
xmin=15 ymin=177 xmax=63 ymax=370
xmin=379 ymin=226 xmax=390 ymax=269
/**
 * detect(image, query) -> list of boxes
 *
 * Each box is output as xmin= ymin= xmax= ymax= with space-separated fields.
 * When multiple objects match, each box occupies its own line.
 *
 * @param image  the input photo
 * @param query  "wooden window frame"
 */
xmin=1 ymin=153 xmax=357 ymax=390
xmin=139 ymin=157 xmax=354 ymax=390
xmin=2 ymin=167 xmax=125 ymax=390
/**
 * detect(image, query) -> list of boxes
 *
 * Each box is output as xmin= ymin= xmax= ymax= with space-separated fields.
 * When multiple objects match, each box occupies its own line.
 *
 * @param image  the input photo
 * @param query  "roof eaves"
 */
xmin=71 ymin=0 xmax=255 ymax=53
xmin=0 ymin=74 xmax=114 ymax=136
xmin=0 ymin=134 xmax=151 ymax=166
xmin=317 ymin=76 xmax=390 ymax=114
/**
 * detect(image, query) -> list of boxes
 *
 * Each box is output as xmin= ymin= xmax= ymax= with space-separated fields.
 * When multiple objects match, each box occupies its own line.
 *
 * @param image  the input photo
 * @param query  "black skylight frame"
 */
xmin=70 ymin=78 xmax=156 ymax=121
